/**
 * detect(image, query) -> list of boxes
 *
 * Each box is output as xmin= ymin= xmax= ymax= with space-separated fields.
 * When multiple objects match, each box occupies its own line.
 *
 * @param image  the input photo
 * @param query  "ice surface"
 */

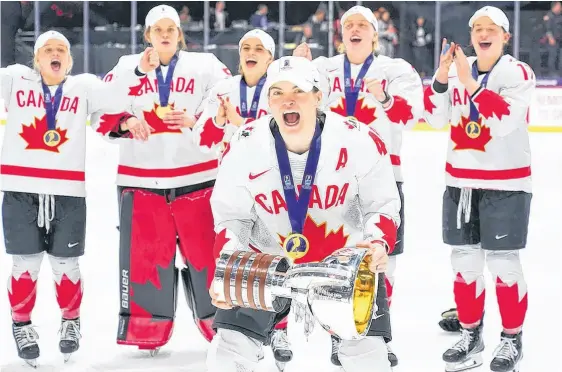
xmin=0 ymin=129 xmax=560 ymax=372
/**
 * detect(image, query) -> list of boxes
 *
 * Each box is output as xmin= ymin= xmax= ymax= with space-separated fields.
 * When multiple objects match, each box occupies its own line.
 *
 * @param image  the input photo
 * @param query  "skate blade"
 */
xmin=445 ymin=353 xmax=483 ymax=372
xmin=63 ymin=353 xmax=72 ymax=363
xmin=148 ymin=348 xmax=160 ymax=357
xmin=24 ymin=359 xmax=38 ymax=368
xmin=275 ymin=361 xmax=286 ymax=372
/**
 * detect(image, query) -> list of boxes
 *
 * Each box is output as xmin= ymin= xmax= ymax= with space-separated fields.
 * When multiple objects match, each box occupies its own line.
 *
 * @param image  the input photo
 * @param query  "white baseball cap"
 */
xmin=239 ymin=29 xmax=276 ymax=56
xmin=341 ymin=5 xmax=379 ymax=33
xmin=265 ymin=56 xmax=320 ymax=93
xmin=145 ymin=5 xmax=180 ymax=28
xmin=469 ymin=6 xmax=510 ymax=32
xmin=34 ymin=31 xmax=70 ymax=54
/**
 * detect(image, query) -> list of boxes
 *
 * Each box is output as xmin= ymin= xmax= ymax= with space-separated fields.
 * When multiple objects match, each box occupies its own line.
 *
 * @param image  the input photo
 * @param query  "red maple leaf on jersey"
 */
xmin=385 ymin=95 xmax=413 ymax=125
xmin=128 ymin=76 xmax=150 ymax=96
xmin=278 ymin=215 xmax=349 ymax=264
xmin=96 ymin=112 xmax=132 ymax=136
xmin=423 ymin=86 xmax=437 ymax=114
xmin=473 ymin=89 xmax=511 ymax=120
xmin=330 ymin=97 xmax=377 ymax=124
xmin=374 ymin=215 xmax=397 ymax=254
xmin=19 ymin=116 xmax=69 ymax=153
xmin=143 ymin=103 xmax=182 ymax=135
xmin=450 ymin=116 xmax=492 ymax=151
xmin=213 ymin=228 xmax=231 ymax=258
xmin=199 ymin=118 xmax=225 ymax=149
xmin=367 ymin=128 xmax=388 ymax=156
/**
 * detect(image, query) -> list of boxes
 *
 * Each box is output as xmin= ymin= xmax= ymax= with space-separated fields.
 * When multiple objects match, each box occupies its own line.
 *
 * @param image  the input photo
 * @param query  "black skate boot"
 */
xmin=386 ymin=342 xmax=398 ymax=367
xmin=490 ymin=332 xmax=523 ymax=372
xmin=330 ymin=335 xmax=342 ymax=366
xmin=59 ymin=318 xmax=81 ymax=362
xmin=443 ymin=323 xmax=484 ymax=371
xmin=271 ymin=329 xmax=292 ymax=371
xmin=12 ymin=321 xmax=40 ymax=368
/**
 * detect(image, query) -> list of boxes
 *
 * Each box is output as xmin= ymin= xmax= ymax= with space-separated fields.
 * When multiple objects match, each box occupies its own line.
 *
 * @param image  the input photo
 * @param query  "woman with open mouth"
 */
xmin=0 ymin=30 xmax=138 ymax=368
xmin=193 ymin=29 xmax=276 ymax=154
xmin=292 ymin=5 xmax=424 ymax=367
xmin=90 ymin=4 xmax=232 ymax=357
xmin=193 ymin=30 xmax=296 ymax=370
xmin=424 ymin=6 xmax=535 ymax=372
xmin=206 ymin=56 xmax=400 ymax=372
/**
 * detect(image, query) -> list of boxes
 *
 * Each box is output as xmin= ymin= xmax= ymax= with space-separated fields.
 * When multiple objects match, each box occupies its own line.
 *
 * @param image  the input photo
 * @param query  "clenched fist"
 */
xmin=292 ymin=43 xmax=313 ymax=61
xmin=139 ymin=47 xmax=160 ymax=74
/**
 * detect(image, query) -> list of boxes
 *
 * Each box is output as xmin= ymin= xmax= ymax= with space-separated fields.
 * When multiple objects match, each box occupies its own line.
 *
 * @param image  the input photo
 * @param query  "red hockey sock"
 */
xmin=454 ymin=272 xmax=485 ymax=325
xmin=8 ymin=272 xmax=38 ymax=323
xmin=55 ymin=274 xmax=83 ymax=319
xmin=496 ymin=277 xmax=528 ymax=330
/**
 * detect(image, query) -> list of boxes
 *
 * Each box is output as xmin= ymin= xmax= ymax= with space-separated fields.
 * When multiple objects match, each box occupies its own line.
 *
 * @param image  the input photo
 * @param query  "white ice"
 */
xmin=0 ymin=128 xmax=560 ymax=372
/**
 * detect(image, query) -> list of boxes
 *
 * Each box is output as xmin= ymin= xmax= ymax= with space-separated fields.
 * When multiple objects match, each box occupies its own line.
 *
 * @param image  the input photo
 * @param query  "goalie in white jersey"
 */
xmin=0 ymin=31 xmax=138 ymax=367
xmin=193 ymin=29 xmax=275 ymax=154
xmin=293 ymin=5 xmax=424 ymax=367
xmin=90 ymin=5 xmax=231 ymax=354
xmin=424 ymin=6 xmax=534 ymax=372
xmin=206 ymin=56 xmax=400 ymax=372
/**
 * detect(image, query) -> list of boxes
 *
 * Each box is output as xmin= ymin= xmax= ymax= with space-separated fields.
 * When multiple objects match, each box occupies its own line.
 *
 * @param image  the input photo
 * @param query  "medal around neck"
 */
xmin=156 ymin=105 xmax=172 ymax=118
xmin=213 ymin=247 xmax=378 ymax=340
xmin=43 ymin=130 xmax=61 ymax=147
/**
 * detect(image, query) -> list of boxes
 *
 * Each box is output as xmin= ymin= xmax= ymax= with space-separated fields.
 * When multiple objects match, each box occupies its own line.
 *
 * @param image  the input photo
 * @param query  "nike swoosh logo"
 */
xmin=327 ymin=68 xmax=338 ymax=73
xmin=68 ymin=242 xmax=79 ymax=248
xmin=495 ymin=234 xmax=508 ymax=240
xmin=249 ymin=169 xmax=270 ymax=180
xmin=373 ymin=313 xmax=385 ymax=320
xmin=21 ymin=76 xmax=34 ymax=81
xmin=217 ymin=93 xmax=228 ymax=97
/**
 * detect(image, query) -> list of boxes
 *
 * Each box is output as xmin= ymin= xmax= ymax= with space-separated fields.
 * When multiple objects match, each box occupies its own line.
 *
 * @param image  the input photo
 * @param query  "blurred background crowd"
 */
xmin=1 ymin=1 xmax=561 ymax=79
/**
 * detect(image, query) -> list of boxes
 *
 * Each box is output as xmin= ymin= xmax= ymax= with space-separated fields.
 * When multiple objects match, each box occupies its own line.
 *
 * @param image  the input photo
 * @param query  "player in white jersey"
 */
xmin=206 ymin=56 xmax=400 ymax=372
xmin=193 ymin=29 xmax=275 ymax=155
xmin=424 ymin=6 xmax=534 ymax=372
xmin=293 ymin=5 xmax=423 ymax=367
xmin=89 ymin=5 xmax=231 ymax=354
xmin=0 ymin=31 xmax=138 ymax=367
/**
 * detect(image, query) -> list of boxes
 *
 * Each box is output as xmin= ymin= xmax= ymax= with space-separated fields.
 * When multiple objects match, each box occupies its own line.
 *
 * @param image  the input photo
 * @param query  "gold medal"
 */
xmin=465 ymin=121 xmax=481 ymax=139
xmin=156 ymin=105 xmax=172 ymax=118
xmin=346 ymin=116 xmax=358 ymax=122
xmin=283 ymin=233 xmax=310 ymax=260
xmin=43 ymin=130 xmax=61 ymax=147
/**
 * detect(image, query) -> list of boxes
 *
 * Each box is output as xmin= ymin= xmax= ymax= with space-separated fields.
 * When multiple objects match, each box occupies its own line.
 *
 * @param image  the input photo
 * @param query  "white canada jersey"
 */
xmin=313 ymin=54 xmax=424 ymax=182
xmin=211 ymin=111 xmax=401 ymax=263
xmin=0 ymin=64 xmax=134 ymax=197
xmin=423 ymin=54 xmax=535 ymax=192
xmin=192 ymin=74 xmax=270 ymax=156
xmin=90 ymin=50 xmax=231 ymax=189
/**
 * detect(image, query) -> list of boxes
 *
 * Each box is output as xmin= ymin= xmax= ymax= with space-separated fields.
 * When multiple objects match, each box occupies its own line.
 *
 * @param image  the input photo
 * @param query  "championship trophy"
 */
xmin=213 ymin=247 xmax=378 ymax=340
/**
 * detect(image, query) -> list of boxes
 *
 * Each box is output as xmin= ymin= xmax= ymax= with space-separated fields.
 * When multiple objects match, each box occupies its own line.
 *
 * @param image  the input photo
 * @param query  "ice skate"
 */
xmin=12 ymin=321 xmax=40 ymax=368
xmin=149 ymin=348 xmax=160 ymax=357
xmin=271 ymin=328 xmax=292 ymax=371
xmin=443 ymin=324 xmax=484 ymax=371
xmin=330 ymin=335 xmax=342 ymax=366
xmin=490 ymin=332 xmax=523 ymax=372
xmin=59 ymin=318 xmax=81 ymax=362
xmin=386 ymin=342 xmax=398 ymax=367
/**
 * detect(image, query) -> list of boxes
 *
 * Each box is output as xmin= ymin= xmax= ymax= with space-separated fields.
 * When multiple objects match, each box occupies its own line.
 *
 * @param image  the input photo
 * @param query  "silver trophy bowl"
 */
xmin=213 ymin=247 xmax=378 ymax=340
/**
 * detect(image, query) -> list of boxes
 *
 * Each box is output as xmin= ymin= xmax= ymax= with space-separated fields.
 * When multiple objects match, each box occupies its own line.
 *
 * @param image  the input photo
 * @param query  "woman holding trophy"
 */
xmin=206 ymin=56 xmax=401 ymax=372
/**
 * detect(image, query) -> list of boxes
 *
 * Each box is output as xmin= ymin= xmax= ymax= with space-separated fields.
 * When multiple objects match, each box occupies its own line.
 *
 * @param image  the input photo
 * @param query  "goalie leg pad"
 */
xmin=117 ymin=189 xmax=178 ymax=349
xmin=172 ymin=187 xmax=217 ymax=342
xmin=180 ymin=266 xmax=215 ymax=342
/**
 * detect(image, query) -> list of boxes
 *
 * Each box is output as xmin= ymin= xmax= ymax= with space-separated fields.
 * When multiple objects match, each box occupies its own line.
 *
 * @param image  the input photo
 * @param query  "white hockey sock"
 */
xmin=338 ymin=336 xmax=392 ymax=372
xmin=206 ymin=329 xmax=263 ymax=372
